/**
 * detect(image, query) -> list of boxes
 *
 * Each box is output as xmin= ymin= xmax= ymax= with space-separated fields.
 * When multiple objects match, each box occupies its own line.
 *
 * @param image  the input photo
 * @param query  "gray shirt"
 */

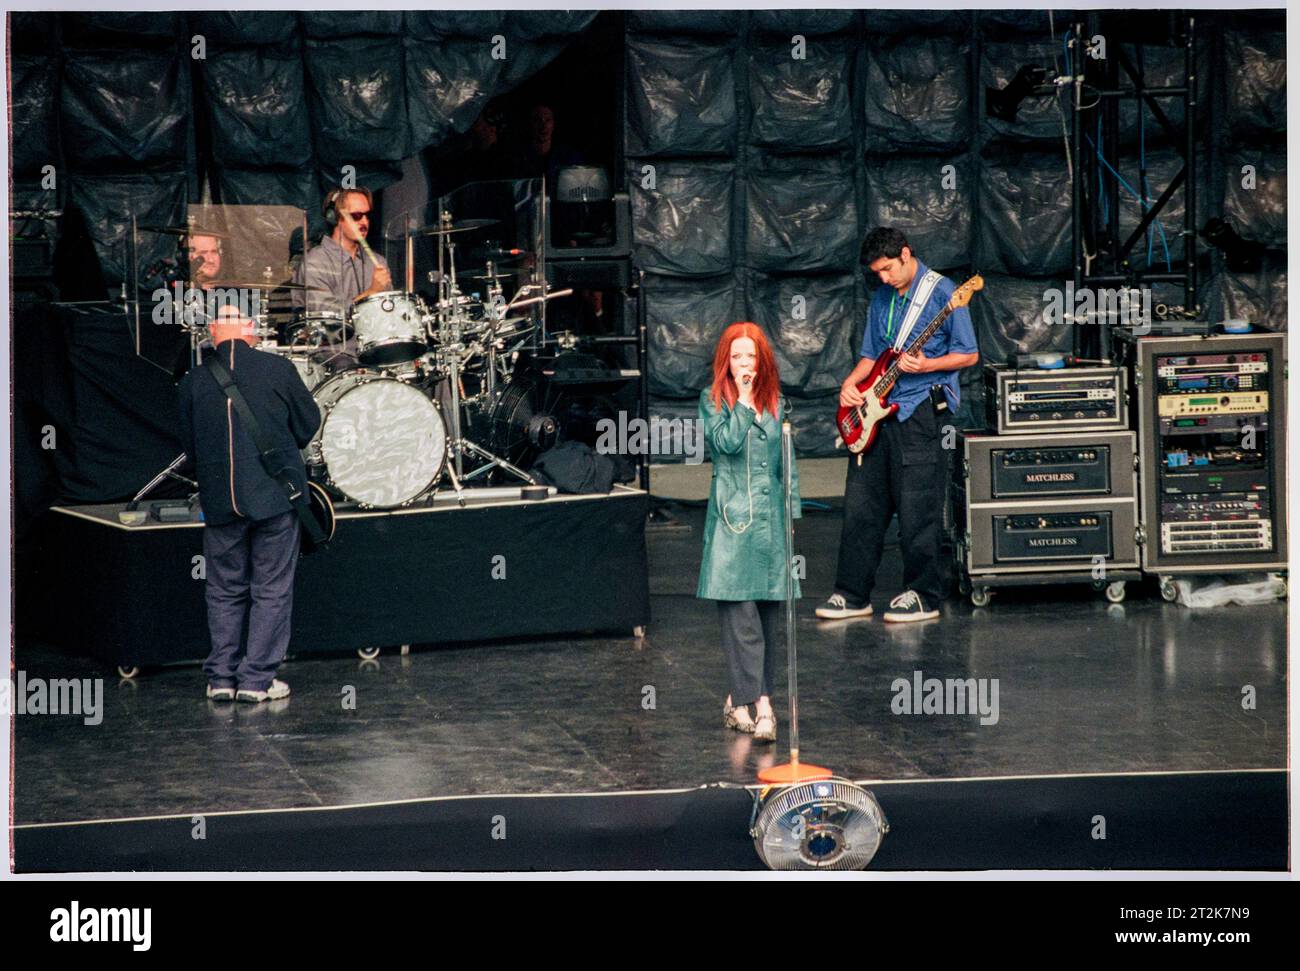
xmin=292 ymin=234 xmax=390 ymax=316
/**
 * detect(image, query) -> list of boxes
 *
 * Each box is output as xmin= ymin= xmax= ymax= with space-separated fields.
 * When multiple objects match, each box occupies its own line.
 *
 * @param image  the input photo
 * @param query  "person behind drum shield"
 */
xmin=178 ymin=303 xmax=321 ymax=703
xmin=293 ymin=186 xmax=392 ymax=317
xmin=697 ymin=323 xmax=801 ymax=744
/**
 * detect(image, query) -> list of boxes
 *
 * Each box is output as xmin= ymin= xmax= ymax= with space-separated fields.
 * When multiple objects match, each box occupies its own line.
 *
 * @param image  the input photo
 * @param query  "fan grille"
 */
xmin=753 ymin=779 xmax=889 ymax=870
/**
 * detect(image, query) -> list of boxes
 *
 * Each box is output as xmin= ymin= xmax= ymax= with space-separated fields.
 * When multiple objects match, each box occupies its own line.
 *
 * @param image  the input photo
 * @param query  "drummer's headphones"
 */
xmin=323 ymin=186 xmax=372 ymax=228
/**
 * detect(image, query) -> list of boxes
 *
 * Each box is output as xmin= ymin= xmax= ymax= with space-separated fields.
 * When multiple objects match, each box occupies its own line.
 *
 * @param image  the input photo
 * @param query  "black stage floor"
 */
xmin=13 ymin=501 xmax=1288 ymax=868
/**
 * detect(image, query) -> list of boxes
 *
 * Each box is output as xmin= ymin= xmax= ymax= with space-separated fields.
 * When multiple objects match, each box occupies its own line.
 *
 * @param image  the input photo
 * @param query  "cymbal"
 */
xmin=408 ymin=217 xmax=500 ymax=238
xmin=200 ymin=279 xmax=329 ymax=292
xmin=460 ymin=266 xmax=529 ymax=281
xmin=139 ymin=225 xmax=231 ymax=239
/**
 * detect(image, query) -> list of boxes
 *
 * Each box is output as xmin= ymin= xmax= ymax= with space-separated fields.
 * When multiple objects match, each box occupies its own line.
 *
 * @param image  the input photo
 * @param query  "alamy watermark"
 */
xmin=2 ymin=670 xmax=103 ymax=726
xmin=151 ymin=283 xmax=263 ymax=328
xmin=891 ymin=670 xmax=1000 ymax=726
xmin=1043 ymin=283 xmax=1151 ymax=335
xmin=595 ymin=412 xmax=705 ymax=464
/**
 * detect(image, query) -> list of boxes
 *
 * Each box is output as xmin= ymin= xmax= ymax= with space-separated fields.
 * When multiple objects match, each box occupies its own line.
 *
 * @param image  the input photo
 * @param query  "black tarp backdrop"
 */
xmin=8 ymin=9 xmax=1288 ymax=531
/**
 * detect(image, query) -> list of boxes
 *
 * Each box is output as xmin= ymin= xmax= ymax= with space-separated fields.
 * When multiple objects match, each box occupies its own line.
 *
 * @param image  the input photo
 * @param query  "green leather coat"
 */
xmin=696 ymin=389 xmax=802 ymax=602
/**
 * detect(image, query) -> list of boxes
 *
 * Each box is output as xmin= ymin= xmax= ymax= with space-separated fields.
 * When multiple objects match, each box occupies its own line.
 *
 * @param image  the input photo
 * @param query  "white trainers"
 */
xmin=235 ymin=679 xmax=291 ymax=703
xmin=883 ymin=590 xmax=940 ymax=623
xmin=815 ymin=593 xmax=874 ymax=619
xmin=205 ymin=684 xmax=235 ymax=702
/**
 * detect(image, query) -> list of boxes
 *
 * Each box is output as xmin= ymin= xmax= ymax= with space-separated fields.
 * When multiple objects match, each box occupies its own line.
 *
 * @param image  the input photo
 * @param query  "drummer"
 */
xmin=292 ymin=185 xmax=392 ymax=368
xmin=293 ymin=184 xmax=390 ymax=369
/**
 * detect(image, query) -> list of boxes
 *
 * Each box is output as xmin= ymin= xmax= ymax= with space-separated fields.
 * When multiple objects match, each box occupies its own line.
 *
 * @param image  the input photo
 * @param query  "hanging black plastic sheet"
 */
xmin=1225 ymin=29 xmax=1287 ymax=139
xmin=745 ymin=154 xmax=859 ymax=273
xmin=304 ymin=36 xmax=409 ymax=166
xmin=746 ymin=271 xmax=858 ymax=396
xmin=215 ymin=167 xmax=316 ymax=220
xmin=864 ymin=37 xmax=971 ymax=153
xmin=631 ymin=161 xmax=736 ymax=277
xmin=864 ymin=10 xmax=970 ymax=36
xmin=61 ymin=11 xmax=182 ymax=46
xmin=61 ymin=48 xmax=191 ymax=169
xmin=748 ymin=38 xmax=854 ymax=152
xmin=404 ymin=37 xmax=505 ymax=151
xmin=643 ymin=273 xmax=739 ymax=397
xmin=627 ymin=11 xmax=742 ymax=36
xmin=189 ymin=11 xmax=299 ymax=46
xmin=626 ymin=36 xmax=738 ymax=158
xmin=750 ymin=9 xmax=858 ymax=36
xmin=1223 ymin=148 xmax=1287 ymax=250
xmin=10 ymin=55 xmax=59 ymax=177
xmin=976 ymin=151 xmax=1072 ymax=276
xmin=204 ymin=46 xmax=313 ymax=169
xmin=865 ymin=155 xmax=973 ymax=271
xmin=66 ymin=170 xmax=189 ymax=288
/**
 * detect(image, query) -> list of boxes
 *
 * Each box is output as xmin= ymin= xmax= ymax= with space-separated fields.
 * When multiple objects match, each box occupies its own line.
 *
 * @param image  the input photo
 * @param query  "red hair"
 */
xmin=709 ymin=322 xmax=780 ymax=416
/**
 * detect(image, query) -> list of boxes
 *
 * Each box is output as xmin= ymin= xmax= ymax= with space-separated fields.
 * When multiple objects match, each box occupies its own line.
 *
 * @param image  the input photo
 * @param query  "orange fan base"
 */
xmin=758 ymin=759 xmax=833 ymax=785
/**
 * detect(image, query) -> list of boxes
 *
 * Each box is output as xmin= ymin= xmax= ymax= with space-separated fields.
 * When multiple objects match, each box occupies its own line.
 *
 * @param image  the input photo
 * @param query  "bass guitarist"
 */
xmin=816 ymin=227 xmax=979 ymax=623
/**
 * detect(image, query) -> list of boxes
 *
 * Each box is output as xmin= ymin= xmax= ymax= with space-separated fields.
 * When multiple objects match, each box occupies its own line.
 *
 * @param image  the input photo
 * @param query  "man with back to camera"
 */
xmin=815 ymin=227 xmax=979 ymax=624
xmin=177 ymin=304 xmax=322 ymax=702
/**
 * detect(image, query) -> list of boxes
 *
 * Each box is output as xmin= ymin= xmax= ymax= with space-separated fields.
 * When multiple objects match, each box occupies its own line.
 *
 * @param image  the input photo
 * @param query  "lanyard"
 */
xmin=885 ymin=292 xmax=908 ymax=341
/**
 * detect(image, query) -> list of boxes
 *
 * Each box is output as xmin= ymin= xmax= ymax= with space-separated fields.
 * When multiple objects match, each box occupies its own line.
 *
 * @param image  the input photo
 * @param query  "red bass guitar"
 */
xmin=836 ymin=274 xmax=983 ymax=454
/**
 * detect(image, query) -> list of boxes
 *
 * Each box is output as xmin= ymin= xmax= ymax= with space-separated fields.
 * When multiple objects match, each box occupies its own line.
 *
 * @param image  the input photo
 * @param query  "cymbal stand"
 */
xmin=431 ymin=223 xmax=535 ymax=486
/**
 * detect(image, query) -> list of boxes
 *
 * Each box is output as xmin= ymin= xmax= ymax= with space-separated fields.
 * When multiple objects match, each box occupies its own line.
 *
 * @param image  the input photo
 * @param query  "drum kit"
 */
xmin=246 ymin=210 xmax=573 ymax=510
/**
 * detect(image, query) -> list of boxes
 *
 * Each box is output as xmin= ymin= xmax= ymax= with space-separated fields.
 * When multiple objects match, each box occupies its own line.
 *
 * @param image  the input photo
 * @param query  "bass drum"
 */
xmin=307 ymin=371 xmax=447 ymax=508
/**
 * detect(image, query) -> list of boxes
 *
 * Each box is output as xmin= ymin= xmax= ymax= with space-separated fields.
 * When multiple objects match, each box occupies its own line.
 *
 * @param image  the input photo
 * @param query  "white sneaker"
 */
xmin=235 ymin=679 xmax=291 ymax=703
xmin=815 ymin=593 xmax=874 ymax=619
xmin=883 ymin=590 xmax=940 ymax=623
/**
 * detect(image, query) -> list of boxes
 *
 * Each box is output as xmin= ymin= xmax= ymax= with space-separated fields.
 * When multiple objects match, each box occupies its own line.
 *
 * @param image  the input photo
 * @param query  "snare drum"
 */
xmin=350 ymin=291 xmax=427 ymax=366
xmin=306 ymin=370 xmax=447 ymax=508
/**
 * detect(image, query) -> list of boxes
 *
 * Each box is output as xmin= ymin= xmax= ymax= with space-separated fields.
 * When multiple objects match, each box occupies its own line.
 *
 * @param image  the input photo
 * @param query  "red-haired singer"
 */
xmin=696 ymin=323 xmax=801 ymax=743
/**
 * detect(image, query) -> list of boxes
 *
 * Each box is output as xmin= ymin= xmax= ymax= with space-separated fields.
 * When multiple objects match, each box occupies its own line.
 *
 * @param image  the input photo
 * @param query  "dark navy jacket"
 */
xmin=178 ymin=340 xmax=322 ymax=527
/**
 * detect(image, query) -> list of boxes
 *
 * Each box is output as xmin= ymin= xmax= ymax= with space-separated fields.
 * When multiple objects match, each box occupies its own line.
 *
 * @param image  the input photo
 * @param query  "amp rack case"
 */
xmin=952 ymin=430 xmax=1143 ymax=607
xmin=1121 ymin=331 xmax=1288 ymax=602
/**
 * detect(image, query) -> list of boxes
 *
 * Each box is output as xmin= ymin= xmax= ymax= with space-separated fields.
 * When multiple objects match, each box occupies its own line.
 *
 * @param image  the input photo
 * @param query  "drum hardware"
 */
xmin=119 ymin=451 xmax=199 ymax=525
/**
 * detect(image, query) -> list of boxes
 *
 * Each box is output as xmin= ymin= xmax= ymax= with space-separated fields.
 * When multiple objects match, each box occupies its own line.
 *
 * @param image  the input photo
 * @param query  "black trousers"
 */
xmin=202 ymin=511 xmax=300 ymax=692
xmin=832 ymin=399 xmax=945 ymax=607
xmin=718 ymin=600 xmax=781 ymax=705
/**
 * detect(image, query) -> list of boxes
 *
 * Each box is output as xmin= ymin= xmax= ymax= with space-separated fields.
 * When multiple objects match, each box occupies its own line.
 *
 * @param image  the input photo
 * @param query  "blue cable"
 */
xmin=1086 ymin=131 xmax=1174 ymax=270
xmin=1069 ymin=28 xmax=1173 ymax=271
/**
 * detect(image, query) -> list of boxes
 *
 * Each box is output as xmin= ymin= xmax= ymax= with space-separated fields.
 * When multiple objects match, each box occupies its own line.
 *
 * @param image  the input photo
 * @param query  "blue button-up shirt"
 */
xmin=860 ymin=260 xmax=979 ymax=422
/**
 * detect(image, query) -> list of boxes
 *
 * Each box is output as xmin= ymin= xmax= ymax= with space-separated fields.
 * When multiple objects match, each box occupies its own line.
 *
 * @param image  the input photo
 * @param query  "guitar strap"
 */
xmin=891 ymin=270 xmax=943 ymax=352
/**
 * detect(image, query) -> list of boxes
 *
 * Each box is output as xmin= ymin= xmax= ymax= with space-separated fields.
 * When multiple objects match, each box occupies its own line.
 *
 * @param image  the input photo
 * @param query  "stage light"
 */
xmin=555 ymin=166 xmax=611 ymax=205
xmin=1200 ymin=217 xmax=1265 ymax=273
xmin=552 ymin=166 xmax=614 ymax=247
xmin=751 ymin=777 xmax=889 ymax=870
xmin=986 ymin=65 xmax=1049 ymax=123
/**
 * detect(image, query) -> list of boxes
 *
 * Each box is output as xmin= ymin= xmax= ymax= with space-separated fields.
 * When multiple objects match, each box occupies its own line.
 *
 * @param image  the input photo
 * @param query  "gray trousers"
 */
xmin=718 ymin=600 xmax=781 ymax=706
xmin=202 ymin=511 xmax=300 ymax=692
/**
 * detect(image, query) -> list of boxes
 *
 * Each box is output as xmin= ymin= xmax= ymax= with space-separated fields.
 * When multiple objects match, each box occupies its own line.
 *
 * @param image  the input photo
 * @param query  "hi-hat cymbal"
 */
xmin=408 ymin=217 xmax=500 ymax=237
xmin=139 ymin=225 xmax=231 ymax=239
